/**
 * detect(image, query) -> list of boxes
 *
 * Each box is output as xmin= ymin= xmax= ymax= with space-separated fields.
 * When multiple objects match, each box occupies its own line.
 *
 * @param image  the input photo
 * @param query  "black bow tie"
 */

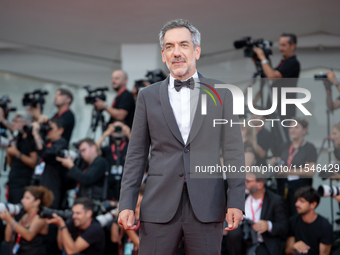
xmin=174 ymin=77 xmax=195 ymax=92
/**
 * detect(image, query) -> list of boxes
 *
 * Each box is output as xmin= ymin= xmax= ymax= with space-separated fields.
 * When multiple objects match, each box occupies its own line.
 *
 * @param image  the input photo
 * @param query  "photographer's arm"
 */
xmin=1 ymin=211 xmax=46 ymax=242
xmin=48 ymin=213 xmax=90 ymax=255
xmin=6 ymin=143 xmax=38 ymax=169
xmin=253 ymin=47 xmax=283 ymax=79
xmin=94 ymin=99 xmax=128 ymax=120
xmin=319 ymin=243 xmax=331 ymax=255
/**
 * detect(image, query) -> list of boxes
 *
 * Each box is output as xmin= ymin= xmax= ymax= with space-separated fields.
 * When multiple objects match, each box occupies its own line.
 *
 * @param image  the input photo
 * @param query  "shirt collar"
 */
xmin=169 ymin=70 xmax=199 ymax=89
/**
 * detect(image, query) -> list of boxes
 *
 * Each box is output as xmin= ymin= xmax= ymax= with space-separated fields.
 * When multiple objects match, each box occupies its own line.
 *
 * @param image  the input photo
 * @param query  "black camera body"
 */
xmin=84 ymin=86 xmax=108 ymax=105
xmin=22 ymin=90 xmax=49 ymax=110
xmin=0 ymin=95 xmax=17 ymax=120
xmin=314 ymin=73 xmax=328 ymax=80
xmin=23 ymin=123 xmax=52 ymax=137
xmin=234 ymin=37 xmax=273 ymax=60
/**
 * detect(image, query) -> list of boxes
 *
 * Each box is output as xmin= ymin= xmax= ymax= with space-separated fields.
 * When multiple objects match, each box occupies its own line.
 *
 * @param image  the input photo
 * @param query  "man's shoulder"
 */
xmin=316 ymin=214 xmax=332 ymax=227
xmin=265 ymin=189 xmax=283 ymax=202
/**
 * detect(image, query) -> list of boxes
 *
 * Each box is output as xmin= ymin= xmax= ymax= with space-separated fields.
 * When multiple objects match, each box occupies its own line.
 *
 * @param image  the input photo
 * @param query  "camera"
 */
xmin=84 ymin=86 xmax=108 ymax=105
xmin=22 ymin=90 xmax=49 ymax=111
xmin=0 ymin=203 xmax=23 ymax=215
xmin=314 ymin=72 xmax=328 ymax=80
xmin=0 ymin=95 xmax=17 ymax=120
xmin=318 ymin=184 xmax=340 ymax=197
xmin=23 ymin=123 xmax=52 ymax=137
xmin=38 ymin=207 xmax=73 ymax=220
xmin=234 ymin=37 xmax=273 ymax=60
xmin=57 ymin=149 xmax=79 ymax=162
xmin=145 ymin=69 xmax=167 ymax=84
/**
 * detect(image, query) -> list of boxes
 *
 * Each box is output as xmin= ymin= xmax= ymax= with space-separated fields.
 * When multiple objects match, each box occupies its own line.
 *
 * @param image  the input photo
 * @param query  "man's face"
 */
xmin=54 ymin=90 xmax=70 ymax=107
xmin=111 ymin=70 xmax=127 ymax=91
xmin=295 ymin=197 xmax=314 ymax=215
xmin=72 ymin=204 xmax=91 ymax=228
xmin=279 ymin=36 xmax=295 ymax=59
xmin=79 ymin=142 xmax=97 ymax=164
xmin=245 ymin=174 xmax=259 ymax=195
xmin=11 ymin=116 xmax=26 ymax=132
xmin=289 ymin=123 xmax=306 ymax=140
xmin=161 ymin=27 xmax=201 ymax=80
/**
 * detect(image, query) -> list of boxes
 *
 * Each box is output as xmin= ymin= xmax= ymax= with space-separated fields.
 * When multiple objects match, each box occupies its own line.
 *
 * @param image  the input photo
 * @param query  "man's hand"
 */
xmin=327 ymin=71 xmax=339 ymax=85
xmin=253 ymin=47 xmax=266 ymax=61
xmin=0 ymin=208 xmax=13 ymax=223
xmin=6 ymin=143 xmax=20 ymax=157
xmin=225 ymin=208 xmax=243 ymax=231
xmin=56 ymin=155 xmax=74 ymax=169
xmin=46 ymin=213 xmax=66 ymax=227
xmin=118 ymin=209 xmax=136 ymax=230
xmin=252 ymin=220 xmax=269 ymax=234
xmin=293 ymin=240 xmax=310 ymax=254
xmin=94 ymin=98 xmax=106 ymax=111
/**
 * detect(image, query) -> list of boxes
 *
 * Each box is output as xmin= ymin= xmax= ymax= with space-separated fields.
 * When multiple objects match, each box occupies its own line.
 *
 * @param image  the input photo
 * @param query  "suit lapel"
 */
xmin=260 ymin=190 xmax=269 ymax=219
xmin=187 ymin=72 xmax=206 ymax=145
xmin=160 ymin=77 xmax=185 ymax=145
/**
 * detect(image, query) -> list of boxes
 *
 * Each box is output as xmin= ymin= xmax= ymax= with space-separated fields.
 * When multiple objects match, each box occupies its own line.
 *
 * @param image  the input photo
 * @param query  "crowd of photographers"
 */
xmin=0 ymin=32 xmax=340 ymax=255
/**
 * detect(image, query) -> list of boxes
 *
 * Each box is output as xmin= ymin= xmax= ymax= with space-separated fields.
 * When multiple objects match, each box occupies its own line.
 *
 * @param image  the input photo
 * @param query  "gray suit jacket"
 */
xmin=119 ymin=74 xmax=245 ymax=223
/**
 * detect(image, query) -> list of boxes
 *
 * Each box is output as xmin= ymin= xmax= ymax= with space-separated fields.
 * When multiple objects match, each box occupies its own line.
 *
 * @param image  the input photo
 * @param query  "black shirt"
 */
xmin=109 ymin=89 xmax=135 ymax=128
xmin=271 ymin=55 xmax=300 ymax=118
xmin=255 ymin=127 xmax=271 ymax=166
xmin=281 ymin=141 xmax=317 ymax=167
xmin=67 ymin=156 xmax=109 ymax=201
xmin=52 ymin=109 xmax=75 ymax=145
xmin=8 ymin=136 xmax=36 ymax=188
xmin=288 ymin=214 xmax=332 ymax=255
xmin=67 ymin=219 xmax=105 ymax=255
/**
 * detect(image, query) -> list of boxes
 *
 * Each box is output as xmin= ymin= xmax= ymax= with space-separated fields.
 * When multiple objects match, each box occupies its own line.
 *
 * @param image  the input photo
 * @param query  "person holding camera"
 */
xmin=93 ymin=70 xmax=135 ymax=129
xmin=57 ymin=138 xmax=109 ymax=201
xmin=47 ymin=197 xmax=105 ymax=255
xmin=285 ymin=186 xmax=332 ymax=255
xmin=253 ymin=33 xmax=300 ymax=157
xmin=96 ymin=121 xmax=130 ymax=201
xmin=3 ymin=112 xmax=38 ymax=204
xmin=32 ymin=118 xmax=68 ymax=209
xmin=227 ymin=172 xmax=288 ymax=255
xmin=0 ymin=185 xmax=54 ymax=255
xmin=28 ymin=88 xmax=75 ymax=145
xmin=271 ymin=119 xmax=317 ymax=218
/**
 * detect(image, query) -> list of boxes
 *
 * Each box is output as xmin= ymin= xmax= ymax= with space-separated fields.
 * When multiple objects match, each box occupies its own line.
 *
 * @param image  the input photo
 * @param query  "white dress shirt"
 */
xmin=244 ymin=193 xmax=273 ymax=242
xmin=168 ymin=71 xmax=200 ymax=144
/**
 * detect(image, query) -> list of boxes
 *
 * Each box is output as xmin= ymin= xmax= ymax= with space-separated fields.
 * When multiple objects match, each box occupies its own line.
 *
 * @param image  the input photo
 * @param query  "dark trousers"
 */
xmin=138 ymin=184 xmax=223 ymax=255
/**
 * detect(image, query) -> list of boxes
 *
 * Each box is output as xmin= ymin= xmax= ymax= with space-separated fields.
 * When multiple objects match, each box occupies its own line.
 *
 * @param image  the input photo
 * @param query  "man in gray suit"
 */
xmin=118 ymin=19 xmax=245 ymax=255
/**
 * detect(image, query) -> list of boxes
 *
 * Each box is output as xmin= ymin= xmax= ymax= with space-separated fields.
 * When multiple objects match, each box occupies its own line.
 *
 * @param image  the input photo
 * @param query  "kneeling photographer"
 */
xmin=0 ymin=186 xmax=54 ymax=255
xmin=47 ymin=197 xmax=105 ymax=255
xmin=57 ymin=138 xmax=109 ymax=201
xmin=96 ymin=121 xmax=130 ymax=201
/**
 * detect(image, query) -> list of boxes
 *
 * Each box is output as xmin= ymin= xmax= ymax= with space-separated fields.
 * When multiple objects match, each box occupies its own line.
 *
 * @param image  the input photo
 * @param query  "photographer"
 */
xmin=4 ymin=112 xmax=38 ymax=204
xmin=32 ymin=118 xmax=68 ymax=209
xmin=285 ymin=187 xmax=332 ymax=255
xmin=96 ymin=121 xmax=130 ymax=201
xmin=48 ymin=197 xmax=105 ymax=255
xmin=93 ymin=70 xmax=135 ymax=129
xmin=57 ymin=138 xmax=109 ymax=201
xmin=227 ymin=172 xmax=288 ymax=255
xmin=0 ymin=186 xmax=54 ymax=255
xmin=28 ymin=88 xmax=75 ymax=145
xmin=271 ymin=119 xmax=317 ymax=218
xmin=253 ymin=33 xmax=300 ymax=156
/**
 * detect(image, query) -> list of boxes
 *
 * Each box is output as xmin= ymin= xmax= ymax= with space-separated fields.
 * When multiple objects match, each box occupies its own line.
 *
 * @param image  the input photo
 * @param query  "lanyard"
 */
xmin=250 ymin=195 xmax=264 ymax=222
xmin=286 ymin=140 xmax=304 ymax=167
xmin=111 ymin=141 xmax=127 ymax=161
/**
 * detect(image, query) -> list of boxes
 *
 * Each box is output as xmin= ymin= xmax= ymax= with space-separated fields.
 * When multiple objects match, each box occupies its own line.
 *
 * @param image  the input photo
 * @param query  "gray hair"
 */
xmin=159 ymin=19 xmax=201 ymax=50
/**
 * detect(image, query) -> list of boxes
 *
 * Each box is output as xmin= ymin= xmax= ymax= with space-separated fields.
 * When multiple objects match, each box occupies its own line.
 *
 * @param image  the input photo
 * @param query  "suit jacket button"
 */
xmin=179 ymin=173 xmax=184 ymax=177
xmin=184 ymin=148 xmax=189 ymax=153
